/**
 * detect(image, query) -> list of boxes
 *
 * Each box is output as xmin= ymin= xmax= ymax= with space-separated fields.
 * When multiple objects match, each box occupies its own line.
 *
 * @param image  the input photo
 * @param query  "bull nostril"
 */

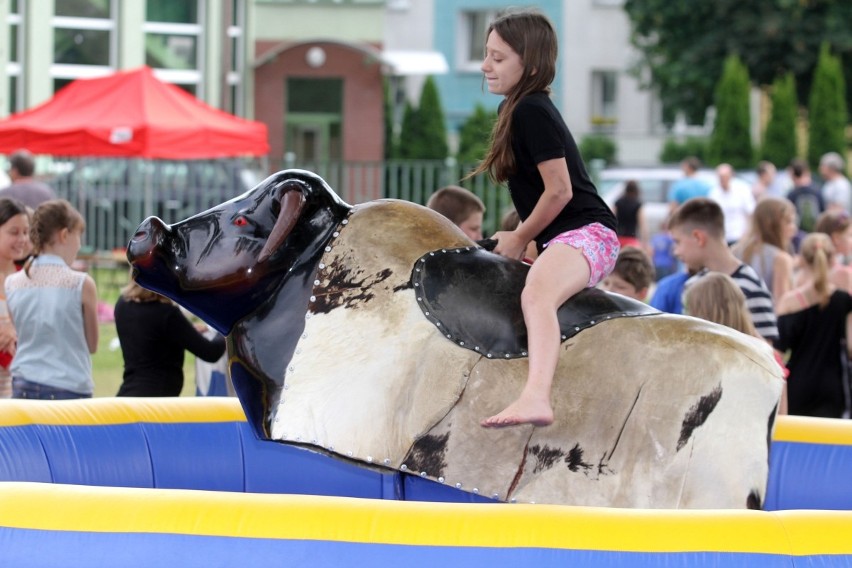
xmin=132 ymin=230 xmax=149 ymax=242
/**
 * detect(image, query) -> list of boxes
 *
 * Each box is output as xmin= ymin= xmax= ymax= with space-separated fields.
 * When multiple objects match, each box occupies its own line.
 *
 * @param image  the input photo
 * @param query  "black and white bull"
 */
xmin=128 ymin=169 xmax=784 ymax=509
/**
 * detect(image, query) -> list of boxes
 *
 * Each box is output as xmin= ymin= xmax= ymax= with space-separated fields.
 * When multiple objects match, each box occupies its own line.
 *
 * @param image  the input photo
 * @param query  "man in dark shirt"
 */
xmin=786 ymin=158 xmax=824 ymax=234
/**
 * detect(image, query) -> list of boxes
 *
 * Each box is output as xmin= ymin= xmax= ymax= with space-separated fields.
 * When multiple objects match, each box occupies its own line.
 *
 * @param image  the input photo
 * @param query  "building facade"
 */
xmin=418 ymin=0 xmax=669 ymax=164
xmin=2 ymin=0 xmax=678 ymax=168
xmin=0 ymin=0 xmax=251 ymax=118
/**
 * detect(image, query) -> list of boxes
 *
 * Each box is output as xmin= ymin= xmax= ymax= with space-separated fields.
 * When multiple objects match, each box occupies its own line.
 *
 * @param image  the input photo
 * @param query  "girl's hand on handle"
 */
xmin=491 ymin=230 xmax=527 ymax=261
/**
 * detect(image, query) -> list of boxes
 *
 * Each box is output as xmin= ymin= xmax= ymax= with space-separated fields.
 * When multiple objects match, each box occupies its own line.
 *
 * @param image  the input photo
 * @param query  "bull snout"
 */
xmin=127 ymin=216 xmax=169 ymax=267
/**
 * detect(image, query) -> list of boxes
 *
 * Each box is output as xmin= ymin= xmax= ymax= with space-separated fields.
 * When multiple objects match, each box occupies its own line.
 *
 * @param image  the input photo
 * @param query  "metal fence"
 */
xmin=47 ymin=157 xmax=512 ymax=254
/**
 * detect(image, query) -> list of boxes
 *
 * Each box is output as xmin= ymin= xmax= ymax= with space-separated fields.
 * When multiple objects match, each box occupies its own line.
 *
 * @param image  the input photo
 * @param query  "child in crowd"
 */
xmin=613 ymin=180 xmax=648 ymax=250
xmin=114 ymin=277 xmax=226 ymax=397
xmin=471 ymin=9 xmax=618 ymax=427
xmin=732 ymin=196 xmax=797 ymax=307
xmin=5 ymin=199 xmax=99 ymax=399
xmin=426 ymin=185 xmax=486 ymax=241
xmin=775 ymin=233 xmax=852 ymax=418
xmin=684 ymin=272 xmax=788 ymax=414
xmin=814 ymin=210 xmax=852 ymax=293
xmin=649 ymin=268 xmax=695 ymax=314
xmin=668 ymin=197 xmax=778 ymax=343
xmin=650 ymin=221 xmax=677 ymax=280
xmin=0 ymin=197 xmax=29 ymax=398
xmin=600 ymin=246 xmax=655 ymax=301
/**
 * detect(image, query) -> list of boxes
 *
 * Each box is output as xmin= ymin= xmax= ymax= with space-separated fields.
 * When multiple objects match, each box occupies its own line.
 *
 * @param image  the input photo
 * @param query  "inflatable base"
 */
xmin=2 ymin=482 xmax=852 ymax=568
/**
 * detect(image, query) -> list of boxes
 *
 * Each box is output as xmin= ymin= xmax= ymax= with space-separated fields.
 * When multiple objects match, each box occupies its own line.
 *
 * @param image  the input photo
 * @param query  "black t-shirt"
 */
xmin=114 ymin=297 xmax=227 ymax=397
xmin=775 ymin=290 xmax=852 ymax=418
xmin=506 ymin=91 xmax=616 ymax=248
xmin=786 ymin=184 xmax=825 ymax=233
xmin=614 ymin=195 xmax=641 ymax=238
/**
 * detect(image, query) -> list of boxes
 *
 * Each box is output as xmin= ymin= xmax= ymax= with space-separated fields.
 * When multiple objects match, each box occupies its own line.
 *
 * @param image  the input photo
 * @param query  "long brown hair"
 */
xmin=734 ymin=197 xmax=795 ymax=263
xmin=468 ymin=8 xmax=557 ymax=183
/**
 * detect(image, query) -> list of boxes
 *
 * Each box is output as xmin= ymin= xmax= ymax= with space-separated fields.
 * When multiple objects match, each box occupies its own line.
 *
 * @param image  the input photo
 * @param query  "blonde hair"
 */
xmin=120 ymin=275 xmax=172 ymax=304
xmin=685 ymin=272 xmax=758 ymax=337
xmin=734 ymin=197 xmax=795 ymax=263
xmin=799 ymin=232 xmax=834 ymax=307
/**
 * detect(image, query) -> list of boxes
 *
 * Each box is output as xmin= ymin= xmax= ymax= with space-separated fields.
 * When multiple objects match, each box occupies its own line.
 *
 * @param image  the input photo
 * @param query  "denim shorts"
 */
xmin=12 ymin=377 xmax=92 ymax=400
xmin=544 ymin=222 xmax=620 ymax=287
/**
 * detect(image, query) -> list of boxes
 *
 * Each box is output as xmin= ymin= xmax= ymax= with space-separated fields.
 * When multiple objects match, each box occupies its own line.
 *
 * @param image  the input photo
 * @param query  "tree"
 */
xmin=708 ymin=55 xmax=753 ymax=169
xmin=659 ymin=137 xmax=708 ymax=164
xmin=579 ymin=135 xmax=617 ymax=166
xmin=623 ymin=0 xmax=852 ymax=126
xmin=397 ymin=77 xmax=448 ymax=160
xmin=761 ymin=73 xmax=799 ymax=168
xmin=397 ymin=100 xmax=421 ymax=160
xmin=457 ymin=103 xmax=496 ymax=165
xmin=808 ymin=43 xmax=848 ymax=169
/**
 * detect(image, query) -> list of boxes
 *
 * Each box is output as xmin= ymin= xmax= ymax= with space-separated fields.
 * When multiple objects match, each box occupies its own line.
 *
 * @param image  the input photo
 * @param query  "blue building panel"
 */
xmin=433 ymin=1 xmax=564 ymax=133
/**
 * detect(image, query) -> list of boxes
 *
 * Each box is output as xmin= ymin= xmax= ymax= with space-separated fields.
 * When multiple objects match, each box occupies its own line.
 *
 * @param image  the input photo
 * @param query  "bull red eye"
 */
xmin=233 ymin=215 xmax=249 ymax=227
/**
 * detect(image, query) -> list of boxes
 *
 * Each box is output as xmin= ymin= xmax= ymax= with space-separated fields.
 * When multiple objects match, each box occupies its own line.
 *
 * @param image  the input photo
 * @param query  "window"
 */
xmin=146 ymin=1 xmax=198 ymax=23
xmin=144 ymin=0 xmax=203 ymax=96
xmin=591 ymin=70 xmax=618 ymax=131
xmin=54 ymin=28 xmax=112 ymax=66
xmin=51 ymin=0 xmax=117 ymax=92
xmin=56 ymin=0 xmax=111 ymax=18
xmin=457 ymin=9 xmax=496 ymax=72
xmin=288 ymin=78 xmax=343 ymax=114
xmin=145 ymin=33 xmax=197 ymax=70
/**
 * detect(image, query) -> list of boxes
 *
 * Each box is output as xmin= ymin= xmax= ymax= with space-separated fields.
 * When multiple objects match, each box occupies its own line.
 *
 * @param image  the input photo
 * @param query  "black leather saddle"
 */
xmin=411 ymin=245 xmax=659 ymax=359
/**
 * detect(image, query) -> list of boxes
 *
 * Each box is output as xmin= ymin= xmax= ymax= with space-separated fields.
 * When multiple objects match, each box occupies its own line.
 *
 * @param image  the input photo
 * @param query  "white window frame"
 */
xmin=456 ymin=9 xmax=497 ymax=73
xmin=143 ymin=1 xmax=205 ymax=98
xmin=50 ymin=1 xmax=118 ymax=88
xmin=226 ymin=0 xmax=246 ymax=115
xmin=6 ymin=5 xmax=24 ymax=113
xmin=591 ymin=70 xmax=618 ymax=129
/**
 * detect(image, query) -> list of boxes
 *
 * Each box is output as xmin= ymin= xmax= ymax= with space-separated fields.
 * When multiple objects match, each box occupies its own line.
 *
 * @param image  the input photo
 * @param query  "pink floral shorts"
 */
xmin=544 ymin=222 xmax=620 ymax=287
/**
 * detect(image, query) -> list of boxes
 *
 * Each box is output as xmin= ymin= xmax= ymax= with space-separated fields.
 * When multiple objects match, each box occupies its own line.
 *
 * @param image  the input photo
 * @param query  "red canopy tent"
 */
xmin=0 ymin=66 xmax=268 ymax=159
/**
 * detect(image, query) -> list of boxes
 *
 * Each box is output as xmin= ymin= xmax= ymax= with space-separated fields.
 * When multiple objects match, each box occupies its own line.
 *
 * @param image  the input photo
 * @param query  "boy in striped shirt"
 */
xmin=669 ymin=197 xmax=779 ymax=342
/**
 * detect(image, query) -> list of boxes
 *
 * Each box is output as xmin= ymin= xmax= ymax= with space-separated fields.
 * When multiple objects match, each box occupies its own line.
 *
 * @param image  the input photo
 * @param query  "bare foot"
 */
xmin=480 ymin=396 xmax=554 ymax=428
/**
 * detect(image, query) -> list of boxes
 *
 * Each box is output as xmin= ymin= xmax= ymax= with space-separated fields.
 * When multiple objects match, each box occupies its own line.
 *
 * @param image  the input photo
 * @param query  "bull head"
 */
xmin=127 ymin=169 xmax=351 ymax=336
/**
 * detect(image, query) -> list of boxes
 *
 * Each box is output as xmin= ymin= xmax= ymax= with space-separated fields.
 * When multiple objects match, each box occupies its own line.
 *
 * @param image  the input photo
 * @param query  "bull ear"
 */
xmin=258 ymin=186 xmax=306 ymax=262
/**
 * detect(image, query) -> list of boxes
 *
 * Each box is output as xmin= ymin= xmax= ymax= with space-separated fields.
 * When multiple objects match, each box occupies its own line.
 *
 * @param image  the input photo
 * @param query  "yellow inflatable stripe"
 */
xmin=0 ymin=397 xmax=246 ymax=426
xmin=2 ymin=483 xmax=849 ymax=555
xmin=773 ymin=415 xmax=852 ymax=445
xmin=780 ymin=511 xmax=852 ymax=555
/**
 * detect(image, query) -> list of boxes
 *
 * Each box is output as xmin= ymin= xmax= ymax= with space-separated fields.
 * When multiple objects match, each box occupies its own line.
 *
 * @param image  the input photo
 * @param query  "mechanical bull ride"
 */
xmin=127 ymin=169 xmax=784 ymax=509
